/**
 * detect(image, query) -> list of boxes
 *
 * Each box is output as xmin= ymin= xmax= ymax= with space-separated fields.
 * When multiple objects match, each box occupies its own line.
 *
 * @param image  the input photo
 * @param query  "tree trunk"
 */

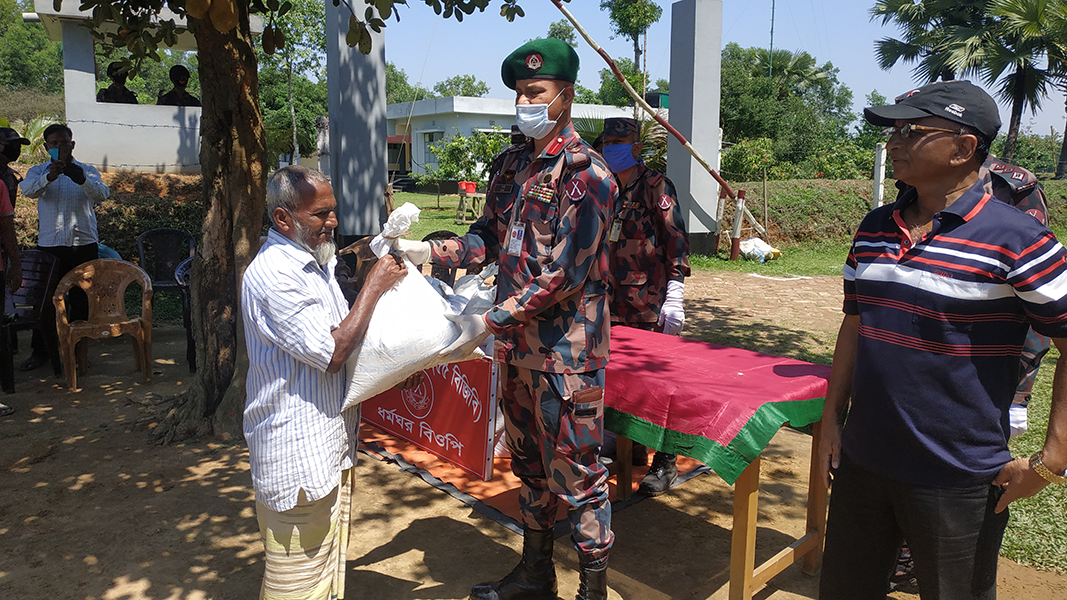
xmin=632 ymin=35 xmax=641 ymax=72
xmin=289 ymin=50 xmax=299 ymax=162
xmin=1057 ymin=94 xmax=1067 ymax=179
xmin=152 ymin=9 xmax=266 ymax=444
xmin=1002 ymin=76 xmax=1026 ymax=164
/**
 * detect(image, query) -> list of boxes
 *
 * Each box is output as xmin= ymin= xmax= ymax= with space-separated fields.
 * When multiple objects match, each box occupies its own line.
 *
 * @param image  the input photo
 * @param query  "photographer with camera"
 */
xmin=19 ymin=124 xmax=109 ymax=372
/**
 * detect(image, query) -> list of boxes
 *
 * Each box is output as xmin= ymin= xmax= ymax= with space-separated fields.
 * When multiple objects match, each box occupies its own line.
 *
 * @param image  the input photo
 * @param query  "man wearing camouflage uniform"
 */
xmin=599 ymin=117 xmax=691 ymax=495
xmin=394 ymin=38 xmax=617 ymax=600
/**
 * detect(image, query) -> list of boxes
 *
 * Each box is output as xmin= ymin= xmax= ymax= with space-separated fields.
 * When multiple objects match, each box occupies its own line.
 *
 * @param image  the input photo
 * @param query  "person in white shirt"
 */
xmin=242 ymin=165 xmax=416 ymax=600
xmin=18 ymin=123 xmax=109 ymax=372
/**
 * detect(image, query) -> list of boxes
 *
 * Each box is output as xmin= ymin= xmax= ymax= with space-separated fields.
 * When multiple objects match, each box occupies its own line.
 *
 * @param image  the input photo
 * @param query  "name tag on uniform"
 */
xmin=494 ymin=183 xmax=514 ymax=195
xmin=608 ymin=220 xmax=622 ymax=243
xmin=507 ymin=222 xmax=525 ymax=256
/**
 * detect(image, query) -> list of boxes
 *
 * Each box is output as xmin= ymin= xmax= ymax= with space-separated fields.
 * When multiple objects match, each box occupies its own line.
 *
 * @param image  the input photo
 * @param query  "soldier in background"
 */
xmin=157 ymin=65 xmax=201 ymax=108
xmin=600 ymin=117 xmax=691 ymax=495
xmin=394 ymin=37 xmax=617 ymax=600
xmin=96 ymin=62 xmax=138 ymax=104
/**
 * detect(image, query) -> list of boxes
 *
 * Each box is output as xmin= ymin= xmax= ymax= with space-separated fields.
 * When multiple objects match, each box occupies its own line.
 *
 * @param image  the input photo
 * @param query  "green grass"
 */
xmin=691 ymin=238 xmax=850 ymax=278
xmin=1002 ymin=344 xmax=1067 ymax=573
xmin=392 ymin=192 xmax=477 ymax=242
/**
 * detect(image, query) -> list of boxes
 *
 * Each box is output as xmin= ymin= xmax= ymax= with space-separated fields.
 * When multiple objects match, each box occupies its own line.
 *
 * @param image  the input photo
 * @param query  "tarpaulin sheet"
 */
xmin=604 ymin=326 xmax=830 ymax=485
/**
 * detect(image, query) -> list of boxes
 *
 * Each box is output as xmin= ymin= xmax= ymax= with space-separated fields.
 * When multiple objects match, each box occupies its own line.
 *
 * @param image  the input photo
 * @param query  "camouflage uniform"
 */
xmin=896 ymin=156 xmax=1050 ymax=410
xmin=429 ymin=123 xmax=617 ymax=559
xmin=607 ymin=164 xmax=691 ymax=325
xmin=96 ymin=85 xmax=138 ymax=104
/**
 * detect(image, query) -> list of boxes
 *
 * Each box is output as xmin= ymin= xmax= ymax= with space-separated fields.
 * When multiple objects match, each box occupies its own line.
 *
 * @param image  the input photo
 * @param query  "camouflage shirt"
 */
xmin=430 ymin=124 xmax=617 ymax=373
xmin=607 ymin=164 xmax=691 ymax=324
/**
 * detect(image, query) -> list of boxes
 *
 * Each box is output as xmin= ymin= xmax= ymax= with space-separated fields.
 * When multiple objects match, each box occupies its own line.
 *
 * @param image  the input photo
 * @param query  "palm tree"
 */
xmin=869 ymin=0 xmax=991 ymax=82
xmin=939 ymin=0 xmax=1067 ymax=162
xmin=752 ymin=49 xmax=831 ymax=101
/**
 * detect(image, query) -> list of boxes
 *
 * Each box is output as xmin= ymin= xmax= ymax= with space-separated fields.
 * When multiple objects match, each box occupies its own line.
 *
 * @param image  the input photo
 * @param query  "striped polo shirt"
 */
xmin=841 ymin=180 xmax=1067 ymax=488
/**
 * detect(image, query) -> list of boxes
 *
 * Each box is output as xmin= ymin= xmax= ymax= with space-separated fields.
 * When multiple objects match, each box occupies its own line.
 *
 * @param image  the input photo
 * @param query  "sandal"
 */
xmin=0 ymin=403 xmax=14 ymax=417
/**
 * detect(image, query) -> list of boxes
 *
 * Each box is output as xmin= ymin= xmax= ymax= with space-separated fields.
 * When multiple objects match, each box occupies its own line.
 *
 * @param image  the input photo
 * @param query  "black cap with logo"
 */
xmin=863 ymin=80 xmax=1001 ymax=140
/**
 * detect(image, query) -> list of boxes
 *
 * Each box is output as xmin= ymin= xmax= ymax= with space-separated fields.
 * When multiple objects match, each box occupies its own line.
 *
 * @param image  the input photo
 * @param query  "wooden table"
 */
xmin=455 ymin=191 xmax=485 ymax=224
xmin=604 ymin=326 xmax=831 ymax=600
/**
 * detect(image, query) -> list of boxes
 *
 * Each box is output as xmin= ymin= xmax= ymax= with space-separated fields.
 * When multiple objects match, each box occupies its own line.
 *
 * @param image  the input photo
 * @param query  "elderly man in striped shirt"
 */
xmin=818 ymin=81 xmax=1067 ymax=599
xmin=242 ymin=165 xmax=415 ymax=600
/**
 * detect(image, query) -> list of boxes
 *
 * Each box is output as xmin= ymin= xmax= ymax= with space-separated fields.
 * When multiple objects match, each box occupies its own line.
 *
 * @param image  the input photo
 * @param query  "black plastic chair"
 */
xmin=174 ymin=256 xmax=195 ymax=372
xmin=422 ymin=230 xmax=460 ymax=287
xmin=137 ymin=228 xmax=195 ymax=298
xmin=2 ymin=250 xmax=65 ymax=391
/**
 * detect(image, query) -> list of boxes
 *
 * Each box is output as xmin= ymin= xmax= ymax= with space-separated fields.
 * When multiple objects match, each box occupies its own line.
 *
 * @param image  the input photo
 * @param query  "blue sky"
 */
xmin=380 ymin=0 xmax=1066 ymax=139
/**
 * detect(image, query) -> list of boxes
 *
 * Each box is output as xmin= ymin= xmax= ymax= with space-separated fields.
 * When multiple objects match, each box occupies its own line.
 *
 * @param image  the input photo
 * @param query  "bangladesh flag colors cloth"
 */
xmin=605 ymin=326 xmax=830 ymax=485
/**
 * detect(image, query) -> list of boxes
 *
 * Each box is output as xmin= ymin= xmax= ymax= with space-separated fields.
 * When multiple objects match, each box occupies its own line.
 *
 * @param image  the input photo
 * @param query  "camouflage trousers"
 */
xmin=500 ymin=364 xmax=614 ymax=560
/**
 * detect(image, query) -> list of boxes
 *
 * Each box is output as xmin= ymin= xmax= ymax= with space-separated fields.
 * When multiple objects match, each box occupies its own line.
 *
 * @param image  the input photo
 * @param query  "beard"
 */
xmin=292 ymin=219 xmax=337 ymax=266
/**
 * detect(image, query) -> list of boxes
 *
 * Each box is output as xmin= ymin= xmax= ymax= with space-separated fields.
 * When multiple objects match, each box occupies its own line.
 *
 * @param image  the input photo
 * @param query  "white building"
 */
xmin=28 ymin=1 xmax=261 ymax=174
xmin=386 ymin=96 xmax=644 ymax=176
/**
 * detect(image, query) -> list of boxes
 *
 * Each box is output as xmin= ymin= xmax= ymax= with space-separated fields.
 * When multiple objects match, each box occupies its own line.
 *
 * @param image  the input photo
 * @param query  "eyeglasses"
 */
xmin=882 ymin=124 xmax=962 ymax=139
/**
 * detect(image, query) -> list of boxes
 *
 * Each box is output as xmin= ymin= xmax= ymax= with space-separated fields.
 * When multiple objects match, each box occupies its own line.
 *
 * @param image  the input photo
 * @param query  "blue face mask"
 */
xmin=47 ymin=147 xmax=60 ymax=161
xmin=602 ymin=143 xmax=640 ymax=173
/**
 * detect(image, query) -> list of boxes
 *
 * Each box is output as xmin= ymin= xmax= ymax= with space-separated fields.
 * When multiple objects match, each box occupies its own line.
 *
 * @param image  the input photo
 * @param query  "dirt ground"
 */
xmin=2 ymin=270 xmax=1066 ymax=600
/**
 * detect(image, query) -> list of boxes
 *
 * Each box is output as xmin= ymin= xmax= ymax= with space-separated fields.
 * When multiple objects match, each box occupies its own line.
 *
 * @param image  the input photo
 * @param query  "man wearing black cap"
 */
xmin=393 ymin=37 xmax=617 ymax=600
xmin=599 ymin=117 xmax=690 ymax=495
xmin=157 ymin=65 xmax=201 ymax=107
xmin=817 ymin=80 xmax=1067 ymax=598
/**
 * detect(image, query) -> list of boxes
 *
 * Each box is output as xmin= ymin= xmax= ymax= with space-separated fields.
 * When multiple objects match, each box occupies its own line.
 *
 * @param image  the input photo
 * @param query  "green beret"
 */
xmin=501 ymin=38 xmax=579 ymax=90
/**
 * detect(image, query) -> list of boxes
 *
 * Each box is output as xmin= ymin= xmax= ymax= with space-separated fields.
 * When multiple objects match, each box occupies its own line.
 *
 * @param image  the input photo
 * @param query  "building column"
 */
xmin=326 ymin=4 xmax=388 ymax=240
xmin=666 ymin=0 xmax=723 ymax=255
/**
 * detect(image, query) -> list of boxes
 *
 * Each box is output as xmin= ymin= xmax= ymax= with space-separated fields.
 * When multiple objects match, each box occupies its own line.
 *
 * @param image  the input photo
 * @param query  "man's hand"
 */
xmin=6 ymin=263 xmax=22 ymax=295
xmin=658 ymin=279 xmax=685 ymax=335
xmin=46 ymin=161 xmax=64 ymax=182
xmin=392 ymin=238 xmax=430 ymax=265
xmin=363 ymin=255 xmax=406 ymax=298
xmin=394 ymin=371 xmax=424 ymax=391
xmin=993 ymin=456 xmax=1050 ymax=513
xmin=64 ymin=162 xmax=86 ymax=185
xmin=440 ymin=313 xmax=490 ymax=361
xmin=819 ymin=418 xmax=842 ymax=489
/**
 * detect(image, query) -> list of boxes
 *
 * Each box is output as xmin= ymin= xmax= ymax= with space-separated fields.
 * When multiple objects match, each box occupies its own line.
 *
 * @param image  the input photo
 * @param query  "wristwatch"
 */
xmin=1029 ymin=452 xmax=1066 ymax=485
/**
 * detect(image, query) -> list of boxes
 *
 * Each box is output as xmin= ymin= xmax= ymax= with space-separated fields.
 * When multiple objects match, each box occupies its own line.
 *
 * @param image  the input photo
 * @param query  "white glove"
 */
xmin=1008 ymin=404 xmax=1028 ymax=440
xmin=392 ymin=238 xmax=430 ymax=265
xmin=440 ymin=312 xmax=491 ymax=361
xmin=658 ymin=279 xmax=685 ymax=336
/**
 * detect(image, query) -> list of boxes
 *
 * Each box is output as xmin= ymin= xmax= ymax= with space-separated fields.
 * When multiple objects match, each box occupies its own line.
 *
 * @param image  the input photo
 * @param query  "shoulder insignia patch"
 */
xmin=565 ymin=179 xmax=587 ymax=201
xmin=658 ymin=194 xmax=673 ymax=210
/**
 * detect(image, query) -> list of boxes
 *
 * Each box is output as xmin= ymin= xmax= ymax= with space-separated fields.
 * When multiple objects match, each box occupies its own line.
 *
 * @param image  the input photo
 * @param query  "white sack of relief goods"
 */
xmin=341 ymin=203 xmax=485 ymax=411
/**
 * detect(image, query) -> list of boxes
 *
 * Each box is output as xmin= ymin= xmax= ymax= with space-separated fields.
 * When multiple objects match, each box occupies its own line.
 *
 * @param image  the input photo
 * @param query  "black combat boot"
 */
xmin=574 ymin=555 xmax=608 ymax=600
xmin=639 ymin=452 xmax=678 ymax=495
xmin=470 ymin=526 xmax=558 ymax=600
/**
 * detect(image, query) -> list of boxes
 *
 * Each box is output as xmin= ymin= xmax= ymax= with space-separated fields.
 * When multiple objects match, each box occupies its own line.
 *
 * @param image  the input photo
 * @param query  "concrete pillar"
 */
xmin=666 ymin=0 xmax=723 ymax=255
xmin=326 ymin=4 xmax=388 ymax=240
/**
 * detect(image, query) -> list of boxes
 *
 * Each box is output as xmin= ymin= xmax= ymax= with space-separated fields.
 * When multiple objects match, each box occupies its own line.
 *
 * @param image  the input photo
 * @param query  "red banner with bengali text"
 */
xmin=362 ymin=357 xmax=498 ymax=481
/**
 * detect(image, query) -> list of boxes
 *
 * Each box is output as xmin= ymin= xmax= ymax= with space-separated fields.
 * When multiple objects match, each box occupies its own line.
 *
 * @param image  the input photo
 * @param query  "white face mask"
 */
xmin=515 ymin=88 xmax=567 ymax=140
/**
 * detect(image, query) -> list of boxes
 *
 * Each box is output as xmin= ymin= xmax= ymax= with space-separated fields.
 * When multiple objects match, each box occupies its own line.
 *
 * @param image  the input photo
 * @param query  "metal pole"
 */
xmin=873 ymin=142 xmax=887 ymax=208
xmin=763 ymin=167 xmax=768 ymax=238
xmin=769 ymin=0 xmax=776 ymax=78
xmin=730 ymin=190 xmax=747 ymax=261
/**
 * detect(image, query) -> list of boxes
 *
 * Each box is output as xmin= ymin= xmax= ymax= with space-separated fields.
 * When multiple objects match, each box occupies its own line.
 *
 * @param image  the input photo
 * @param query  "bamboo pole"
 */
xmin=550 ymin=0 xmax=767 ymax=237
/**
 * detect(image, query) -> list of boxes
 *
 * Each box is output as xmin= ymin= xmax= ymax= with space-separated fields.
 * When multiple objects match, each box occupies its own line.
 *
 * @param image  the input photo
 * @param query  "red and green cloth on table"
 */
xmin=605 ymin=326 xmax=831 ymax=485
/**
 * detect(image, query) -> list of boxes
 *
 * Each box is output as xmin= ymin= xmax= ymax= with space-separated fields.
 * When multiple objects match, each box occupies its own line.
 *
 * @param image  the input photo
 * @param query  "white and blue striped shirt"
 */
xmin=242 ymin=228 xmax=358 ymax=512
xmin=20 ymin=159 xmax=109 ymax=247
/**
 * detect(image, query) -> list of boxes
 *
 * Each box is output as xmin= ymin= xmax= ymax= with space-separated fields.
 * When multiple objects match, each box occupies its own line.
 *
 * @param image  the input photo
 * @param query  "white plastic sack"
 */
xmin=738 ymin=237 xmax=782 ymax=263
xmin=341 ymin=207 xmax=485 ymax=411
